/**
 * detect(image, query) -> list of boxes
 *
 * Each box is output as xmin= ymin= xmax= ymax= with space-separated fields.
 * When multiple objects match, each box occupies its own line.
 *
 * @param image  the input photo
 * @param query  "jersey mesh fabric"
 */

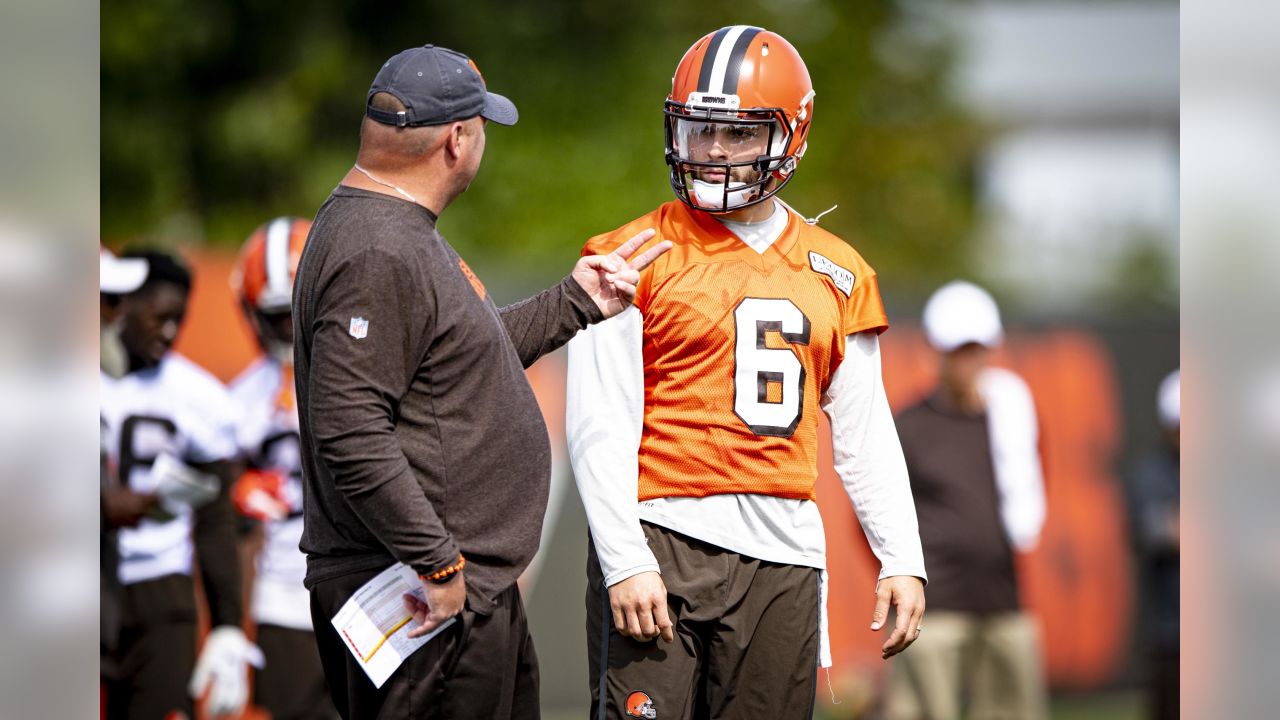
xmin=583 ymin=201 xmax=887 ymax=502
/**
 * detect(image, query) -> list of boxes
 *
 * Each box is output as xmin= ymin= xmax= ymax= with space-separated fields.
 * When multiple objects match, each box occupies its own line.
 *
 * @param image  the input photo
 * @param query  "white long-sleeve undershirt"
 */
xmin=978 ymin=367 xmax=1047 ymax=552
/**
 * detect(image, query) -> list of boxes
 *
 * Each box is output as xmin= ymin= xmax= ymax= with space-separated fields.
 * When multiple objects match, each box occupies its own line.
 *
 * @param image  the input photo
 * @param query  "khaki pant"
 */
xmin=885 ymin=610 xmax=1047 ymax=720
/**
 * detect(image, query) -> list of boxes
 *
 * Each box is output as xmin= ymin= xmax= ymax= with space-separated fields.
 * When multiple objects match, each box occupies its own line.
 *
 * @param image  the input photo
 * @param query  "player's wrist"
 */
xmin=604 ymin=564 xmax=661 ymax=588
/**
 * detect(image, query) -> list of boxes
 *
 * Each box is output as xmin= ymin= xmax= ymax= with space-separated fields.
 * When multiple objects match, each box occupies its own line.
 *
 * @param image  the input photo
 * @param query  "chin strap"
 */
xmin=778 ymin=198 xmax=839 ymax=225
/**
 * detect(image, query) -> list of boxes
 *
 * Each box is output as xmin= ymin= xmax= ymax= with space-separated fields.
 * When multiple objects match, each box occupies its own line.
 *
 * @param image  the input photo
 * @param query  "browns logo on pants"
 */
xmin=587 ymin=523 xmax=819 ymax=720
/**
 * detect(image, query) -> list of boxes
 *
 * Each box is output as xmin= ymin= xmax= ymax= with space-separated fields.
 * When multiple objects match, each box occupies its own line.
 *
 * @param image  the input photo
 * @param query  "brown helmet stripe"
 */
xmin=695 ymin=27 xmax=733 ymax=94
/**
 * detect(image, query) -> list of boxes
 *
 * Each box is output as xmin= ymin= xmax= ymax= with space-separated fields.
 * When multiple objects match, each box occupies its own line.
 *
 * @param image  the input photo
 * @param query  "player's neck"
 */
xmin=719 ymin=198 xmax=778 ymax=224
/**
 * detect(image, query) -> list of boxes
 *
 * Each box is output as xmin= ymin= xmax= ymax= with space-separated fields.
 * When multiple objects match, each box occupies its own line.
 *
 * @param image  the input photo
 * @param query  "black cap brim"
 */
xmin=482 ymin=92 xmax=518 ymax=126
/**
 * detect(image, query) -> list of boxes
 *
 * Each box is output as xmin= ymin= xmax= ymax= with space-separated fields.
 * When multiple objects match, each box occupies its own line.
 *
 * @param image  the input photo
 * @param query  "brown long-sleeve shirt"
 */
xmin=896 ymin=394 xmax=1019 ymax=613
xmin=294 ymin=186 xmax=602 ymax=614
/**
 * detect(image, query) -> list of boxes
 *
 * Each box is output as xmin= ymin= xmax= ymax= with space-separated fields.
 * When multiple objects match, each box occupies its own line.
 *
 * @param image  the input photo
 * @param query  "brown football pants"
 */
xmin=587 ymin=522 xmax=820 ymax=720
xmin=104 ymin=573 xmax=198 ymax=720
xmin=253 ymin=624 xmax=335 ymax=720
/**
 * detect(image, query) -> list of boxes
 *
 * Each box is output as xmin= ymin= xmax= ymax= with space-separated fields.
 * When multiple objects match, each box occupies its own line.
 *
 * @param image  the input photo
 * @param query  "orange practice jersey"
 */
xmin=582 ymin=201 xmax=887 ymax=502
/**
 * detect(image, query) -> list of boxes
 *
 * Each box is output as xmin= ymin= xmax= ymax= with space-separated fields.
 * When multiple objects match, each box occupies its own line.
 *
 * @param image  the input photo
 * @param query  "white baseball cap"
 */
xmin=100 ymin=249 xmax=148 ymax=294
xmin=1158 ymin=368 xmax=1180 ymax=430
xmin=922 ymin=280 xmax=1004 ymax=352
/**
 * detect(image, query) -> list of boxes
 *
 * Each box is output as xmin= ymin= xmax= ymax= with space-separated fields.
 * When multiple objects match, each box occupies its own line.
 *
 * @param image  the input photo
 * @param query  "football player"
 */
xmin=567 ymin=26 xmax=927 ymax=718
xmin=100 ymin=248 xmax=147 ymax=683
xmin=228 ymin=217 xmax=334 ymax=719
xmin=100 ymin=250 xmax=261 ymax=720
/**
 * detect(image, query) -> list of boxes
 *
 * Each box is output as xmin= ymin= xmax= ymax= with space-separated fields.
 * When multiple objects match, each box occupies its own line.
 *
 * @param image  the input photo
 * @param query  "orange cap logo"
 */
xmin=458 ymin=258 xmax=486 ymax=299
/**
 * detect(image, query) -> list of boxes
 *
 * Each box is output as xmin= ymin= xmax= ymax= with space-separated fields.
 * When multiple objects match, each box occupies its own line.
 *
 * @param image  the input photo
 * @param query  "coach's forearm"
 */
xmin=500 ymin=275 xmax=604 ymax=368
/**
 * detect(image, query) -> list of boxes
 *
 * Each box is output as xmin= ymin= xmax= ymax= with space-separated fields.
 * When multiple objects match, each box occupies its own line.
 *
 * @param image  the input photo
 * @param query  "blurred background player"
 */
xmin=1127 ymin=369 xmax=1179 ymax=720
xmin=100 ymin=249 xmax=148 ymax=686
xmin=567 ymin=26 xmax=926 ymax=719
xmin=99 ymin=249 xmax=262 ymax=720
xmin=228 ymin=217 xmax=335 ymax=720
xmin=886 ymin=281 xmax=1048 ymax=720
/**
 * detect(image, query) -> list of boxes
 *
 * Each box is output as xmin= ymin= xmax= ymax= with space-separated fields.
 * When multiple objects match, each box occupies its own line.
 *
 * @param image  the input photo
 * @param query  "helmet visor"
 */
xmin=669 ymin=116 xmax=784 ymax=173
xmin=664 ymin=103 xmax=795 ymax=213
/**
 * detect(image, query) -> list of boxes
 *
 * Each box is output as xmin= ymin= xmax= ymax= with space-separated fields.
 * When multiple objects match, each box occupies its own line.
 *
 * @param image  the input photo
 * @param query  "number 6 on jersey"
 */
xmin=733 ymin=298 xmax=811 ymax=437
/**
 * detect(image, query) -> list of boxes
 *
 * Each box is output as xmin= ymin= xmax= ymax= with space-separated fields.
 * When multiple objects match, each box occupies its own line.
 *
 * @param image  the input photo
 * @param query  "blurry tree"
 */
xmin=103 ymin=0 xmax=980 ymax=300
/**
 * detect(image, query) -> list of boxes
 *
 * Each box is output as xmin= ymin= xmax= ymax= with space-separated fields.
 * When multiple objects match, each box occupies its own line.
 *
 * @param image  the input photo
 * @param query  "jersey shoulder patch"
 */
xmin=807 ymin=251 xmax=855 ymax=297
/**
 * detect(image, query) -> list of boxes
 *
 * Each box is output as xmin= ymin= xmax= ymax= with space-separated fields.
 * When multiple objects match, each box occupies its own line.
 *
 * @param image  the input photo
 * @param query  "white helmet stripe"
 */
xmin=707 ymin=25 xmax=751 ymax=95
xmin=263 ymin=217 xmax=292 ymax=307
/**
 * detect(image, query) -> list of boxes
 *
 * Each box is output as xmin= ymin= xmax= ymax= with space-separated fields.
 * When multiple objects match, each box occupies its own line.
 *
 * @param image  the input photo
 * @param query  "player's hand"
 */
xmin=871 ymin=575 xmax=926 ymax=659
xmin=573 ymin=229 xmax=673 ymax=318
xmin=102 ymin=486 xmax=159 ymax=528
xmin=188 ymin=625 xmax=264 ymax=719
xmin=404 ymin=570 xmax=466 ymax=638
xmin=607 ymin=571 xmax=675 ymax=643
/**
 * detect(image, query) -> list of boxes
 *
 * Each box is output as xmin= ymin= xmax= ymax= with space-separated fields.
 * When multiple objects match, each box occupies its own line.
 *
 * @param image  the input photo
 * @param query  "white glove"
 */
xmin=153 ymin=452 xmax=221 ymax=510
xmin=188 ymin=625 xmax=265 ymax=718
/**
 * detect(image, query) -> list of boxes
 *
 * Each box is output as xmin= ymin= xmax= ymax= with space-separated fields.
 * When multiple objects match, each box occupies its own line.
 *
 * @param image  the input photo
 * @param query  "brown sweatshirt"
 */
xmin=896 ymin=394 xmax=1019 ymax=613
xmin=293 ymin=186 xmax=602 ymax=614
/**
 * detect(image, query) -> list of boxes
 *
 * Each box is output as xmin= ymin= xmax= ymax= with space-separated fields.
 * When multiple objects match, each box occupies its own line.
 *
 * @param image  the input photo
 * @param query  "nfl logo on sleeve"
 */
xmin=349 ymin=317 xmax=369 ymax=339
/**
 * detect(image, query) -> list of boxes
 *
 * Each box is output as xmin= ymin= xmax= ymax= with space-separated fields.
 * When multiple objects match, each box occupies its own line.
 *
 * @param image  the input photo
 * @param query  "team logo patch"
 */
xmin=625 ymin=690 xmax=657 ymax=718
xmin=348 ymin=316 xmax=369 ymax=339
xmin=808 ymin=251 xmax=854 ymax=297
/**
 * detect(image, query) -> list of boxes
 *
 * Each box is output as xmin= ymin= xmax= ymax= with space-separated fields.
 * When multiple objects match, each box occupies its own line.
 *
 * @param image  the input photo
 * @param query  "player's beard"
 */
xmin=690 ymin=165 xmax=771 ymax=210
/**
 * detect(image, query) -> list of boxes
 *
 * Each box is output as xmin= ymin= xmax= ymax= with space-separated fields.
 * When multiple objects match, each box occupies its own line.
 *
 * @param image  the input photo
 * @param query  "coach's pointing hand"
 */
xmin=608 ymin=570 xmax=675 ymax=643
xmin=573 ymin=229 xmax=672 ymax=318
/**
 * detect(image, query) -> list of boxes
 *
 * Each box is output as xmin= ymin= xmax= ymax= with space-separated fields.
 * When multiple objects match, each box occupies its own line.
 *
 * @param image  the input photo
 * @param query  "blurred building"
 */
xmin=951 ymin=1 xmax=1178 ymax=311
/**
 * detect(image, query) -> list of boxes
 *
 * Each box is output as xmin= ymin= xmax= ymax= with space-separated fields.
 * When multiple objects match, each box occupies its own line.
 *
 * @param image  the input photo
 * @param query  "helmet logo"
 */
xmin=625 ymin=690 xmax=658 ymax=718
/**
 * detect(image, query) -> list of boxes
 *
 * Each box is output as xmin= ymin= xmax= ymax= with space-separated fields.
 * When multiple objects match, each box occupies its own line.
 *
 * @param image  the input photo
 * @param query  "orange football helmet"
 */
xmin=625 ymin=691 xmax=657 ymax=719
xmin=231 ymin=216 xmax=311 ymax=361
xmin=665 ymin=26 xmax=815 ymax=213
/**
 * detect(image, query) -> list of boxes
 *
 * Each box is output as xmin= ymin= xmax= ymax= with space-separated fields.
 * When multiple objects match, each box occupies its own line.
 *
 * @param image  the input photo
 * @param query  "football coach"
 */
xmin=293 ymin=45 xmax=669 ymax=719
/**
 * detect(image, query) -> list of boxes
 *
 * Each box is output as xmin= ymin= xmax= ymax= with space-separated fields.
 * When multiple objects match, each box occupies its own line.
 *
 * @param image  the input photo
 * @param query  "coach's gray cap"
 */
xmin=367 ymin=45 xmax=518 ymax=127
